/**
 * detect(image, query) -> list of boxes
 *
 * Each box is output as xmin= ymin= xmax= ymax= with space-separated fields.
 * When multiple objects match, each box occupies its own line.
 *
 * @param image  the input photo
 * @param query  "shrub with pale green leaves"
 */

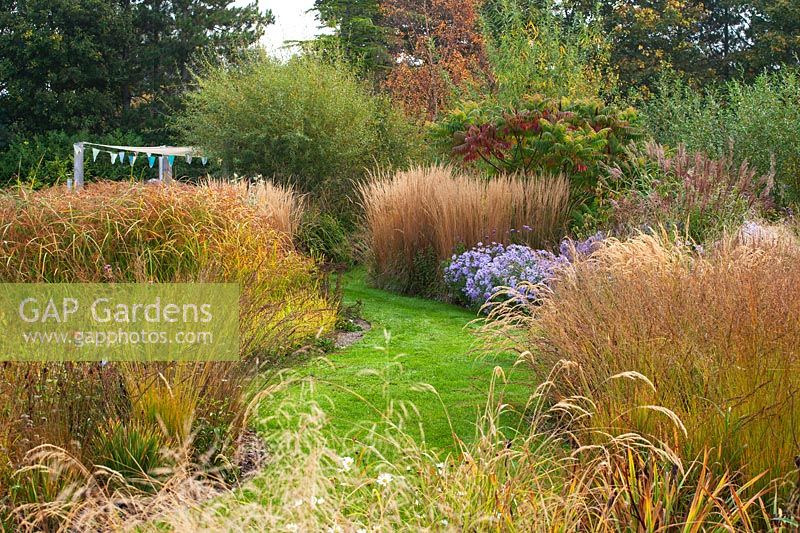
xmin=640 ymin=71 xmax=800 ymax=205
xmin=481 ymin=0 xmax=617 ymax=103
xmin=178 ymin=53 xmax=420 ymax=215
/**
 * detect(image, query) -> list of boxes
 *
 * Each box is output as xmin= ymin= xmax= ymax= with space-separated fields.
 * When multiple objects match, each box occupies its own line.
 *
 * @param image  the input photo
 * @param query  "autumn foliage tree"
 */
xmin=380 ymin=0 xmax=488 ymax=120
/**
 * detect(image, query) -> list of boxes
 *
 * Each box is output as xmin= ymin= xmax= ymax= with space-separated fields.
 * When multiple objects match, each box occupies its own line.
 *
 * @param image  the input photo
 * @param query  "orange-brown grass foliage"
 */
xmin=0 ymin=181 xmax=335 ymax=526
xmin=492 ymin=231 xmax=800 ymax=501
xmin=207 ymin=177 xmax=305 ymax=238
xmin=11 ymin=366 xmax=772 ymax=531
xmin=359 ymin=165 xmax=570 ymax=294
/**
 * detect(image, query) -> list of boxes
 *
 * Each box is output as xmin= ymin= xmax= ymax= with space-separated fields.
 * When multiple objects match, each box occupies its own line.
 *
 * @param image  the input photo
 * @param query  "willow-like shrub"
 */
xmin=178 ymin=53 xmax=419 ymax=216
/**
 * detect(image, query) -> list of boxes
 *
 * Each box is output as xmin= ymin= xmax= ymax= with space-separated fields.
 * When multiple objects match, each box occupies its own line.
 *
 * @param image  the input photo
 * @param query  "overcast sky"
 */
xmin=236 ymin=0 xmax=325 ymax=57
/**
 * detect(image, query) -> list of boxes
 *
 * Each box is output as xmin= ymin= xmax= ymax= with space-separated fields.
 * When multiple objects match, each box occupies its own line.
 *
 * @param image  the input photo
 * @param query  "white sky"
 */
xmin=235 ymin=0 xmax=327 ymax=57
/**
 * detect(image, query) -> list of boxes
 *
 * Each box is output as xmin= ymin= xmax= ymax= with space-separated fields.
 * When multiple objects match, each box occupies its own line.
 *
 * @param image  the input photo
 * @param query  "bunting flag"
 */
xmin=82 ymin=143 xmax=202 ymax=170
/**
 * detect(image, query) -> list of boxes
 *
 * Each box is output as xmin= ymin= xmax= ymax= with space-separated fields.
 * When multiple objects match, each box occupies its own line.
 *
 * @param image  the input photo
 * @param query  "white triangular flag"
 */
xmin=92 ymin=148 xmax=100 ymax=162
xmin=201 ymin=157 xmax=208 ymax=166
xmin=186 ymin=155 xmax=193 ymax=164
xmin=118 ymin=151 xmax=125 ymax=164
xmin=110 ymin=151 xmax=117 ymax=164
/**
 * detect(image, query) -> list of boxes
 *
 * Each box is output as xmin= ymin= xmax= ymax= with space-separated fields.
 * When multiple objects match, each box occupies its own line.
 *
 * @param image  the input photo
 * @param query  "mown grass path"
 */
xmin=271 ymin=269 xmax=532 ymax=451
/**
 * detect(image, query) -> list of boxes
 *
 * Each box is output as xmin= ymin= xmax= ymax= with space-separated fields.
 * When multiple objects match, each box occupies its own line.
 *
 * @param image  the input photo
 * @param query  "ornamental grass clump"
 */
xmin=36 ymin=365 xmax=772 ymax=531
xmin=359 ymin=165 xmax=570 ymax=295
xmin=605 ymin=142 xmax=775 ymax=242
xmin=207 ymin=177 xmax=305 ymax=239
xmin=489 ymin=230 xmax=800 ymax=500
xmin=0 ymin=181 xmax=336 ymax=527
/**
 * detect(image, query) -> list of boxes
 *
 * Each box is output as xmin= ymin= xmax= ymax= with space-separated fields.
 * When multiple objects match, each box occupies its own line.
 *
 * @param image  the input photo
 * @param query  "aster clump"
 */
xmin=444 ymin=242 xmax=568 ymax=310
xmin=559 ymin=231 xmax=606 ymax=261
xmin=445 ymin=233 xmax=609 ymax=311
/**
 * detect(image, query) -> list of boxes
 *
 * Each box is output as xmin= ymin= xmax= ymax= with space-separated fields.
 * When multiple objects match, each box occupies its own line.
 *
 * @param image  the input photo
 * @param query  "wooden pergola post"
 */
xmin=158 ymin=155 xmax=173 ymax=184
xmin=73 ymin=142 xmax=84 ymax=190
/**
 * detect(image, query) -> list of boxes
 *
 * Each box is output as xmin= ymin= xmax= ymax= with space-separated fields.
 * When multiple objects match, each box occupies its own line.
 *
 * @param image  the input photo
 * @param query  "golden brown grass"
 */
xmin=0 ymin=181 xmax=335 ymax=527
xmin=206 ymin=177 xmax=305 ymax=238
xmin=490 ymin=230 xmax=800 ymax=499
xmin=730 ymin=219 xmax=799 ymax=251
xmin=359 ymin=165 xmax=570 ymax=293
xmin=10 ymin=366 xmax=773 ymax=531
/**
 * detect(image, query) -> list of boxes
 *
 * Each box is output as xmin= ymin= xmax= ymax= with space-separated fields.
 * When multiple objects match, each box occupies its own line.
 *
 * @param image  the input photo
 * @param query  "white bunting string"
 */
xmin=79 ymin=142 xmax=207 ymax=168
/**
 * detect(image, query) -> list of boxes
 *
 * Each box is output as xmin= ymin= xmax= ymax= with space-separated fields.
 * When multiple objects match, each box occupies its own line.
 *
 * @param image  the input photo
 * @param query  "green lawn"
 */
xmin=258 ymin=269 xmax=533 ymax=451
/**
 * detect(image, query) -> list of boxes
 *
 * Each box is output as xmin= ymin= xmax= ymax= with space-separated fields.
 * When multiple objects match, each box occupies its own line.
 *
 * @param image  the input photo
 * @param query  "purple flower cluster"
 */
xmin=445 ymin=233 xmax=606 ymax=310
xmin=558 ymin=231 xmax=606 ymax=262
xmin=444 ymin=242 xmax=568 ymax=308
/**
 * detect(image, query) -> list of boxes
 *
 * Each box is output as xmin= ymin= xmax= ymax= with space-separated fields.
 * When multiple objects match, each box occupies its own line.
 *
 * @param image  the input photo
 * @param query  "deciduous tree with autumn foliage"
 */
xmin=315 ymin=0 xmax=489 ymax=120
xmin=380 ymin=0 xmax=489 ymax=120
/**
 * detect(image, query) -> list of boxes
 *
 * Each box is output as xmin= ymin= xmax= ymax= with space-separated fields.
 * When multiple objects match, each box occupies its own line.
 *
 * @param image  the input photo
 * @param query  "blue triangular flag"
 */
xmin=167 ymin=155 xmax=175 ymax=167
xmin=92 ymin=148 xmax=100 ymax=162
xmin=186 ymin=155 xmax=193 ymax=164
xmin=201 ymin=157 xmax=208 ymax=166
xmin=148 ymin=155 xmax=156 ymax=168
xmin=128 ymin=154 xmax=137 ymax=166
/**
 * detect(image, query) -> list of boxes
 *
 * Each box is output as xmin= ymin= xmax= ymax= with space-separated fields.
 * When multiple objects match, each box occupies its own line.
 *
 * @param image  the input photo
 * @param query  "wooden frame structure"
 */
xmin=73 ymin=142 xmax=200 ymax=190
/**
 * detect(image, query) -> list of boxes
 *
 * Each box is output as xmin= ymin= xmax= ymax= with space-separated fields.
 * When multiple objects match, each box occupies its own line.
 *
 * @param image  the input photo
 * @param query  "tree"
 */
xmin=697 ymin=0 xmax=751 ymax=79
xmin=746 ymin=0 xmax=800 ymax=74
xmin=381 ymin=0 xmax=489 ymax=119
xmin=601 ymin=0 xmax=706 ymax=88
xmin=481 ymin=0 xmax=617 ymax=102
xmin=313 ymin=0 xmax=391 ymax=75
xmin=561 ymin=0 xmax=799 ymax=88
xmin=0 ymin=0 xmax=128 ymax=137
xmin=0 ymin=0 xmax=272 ymax=144
xmin=129 ymin=0 xmax=271 ymax=134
